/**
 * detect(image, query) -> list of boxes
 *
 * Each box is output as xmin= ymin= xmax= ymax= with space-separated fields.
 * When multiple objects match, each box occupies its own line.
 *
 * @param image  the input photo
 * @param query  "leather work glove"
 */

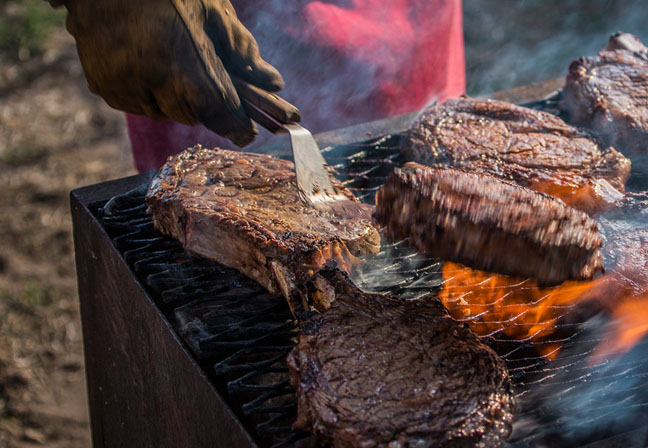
xmin=46 ymin=0 xmax=285 ymax=147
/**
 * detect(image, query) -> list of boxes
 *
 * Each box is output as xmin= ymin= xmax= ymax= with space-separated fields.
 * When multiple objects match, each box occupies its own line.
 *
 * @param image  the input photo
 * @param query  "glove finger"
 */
xmin=202 ymin=109 xmax=258 ymax=148
xmin=231 ymin=53 xmax=284 ymax=93
xmin=153 ymin=13 xmax=258 ymax=147
xmin=154 ymin=65 xmax=258 ymax=147
xmin=98 ymin=82 xmax=167 ymax=120
xmin=189 ymin=55 xmax=259 ymax=147
xmin=205 ymin=1 xmax=284 ymax=92
xmin=191 ymin=78 xmax=258 ymax=149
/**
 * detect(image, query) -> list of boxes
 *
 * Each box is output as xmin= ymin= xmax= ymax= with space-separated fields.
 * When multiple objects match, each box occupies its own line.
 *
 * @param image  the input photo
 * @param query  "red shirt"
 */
xmin=127 ymin=0 xmax=465 ymax=172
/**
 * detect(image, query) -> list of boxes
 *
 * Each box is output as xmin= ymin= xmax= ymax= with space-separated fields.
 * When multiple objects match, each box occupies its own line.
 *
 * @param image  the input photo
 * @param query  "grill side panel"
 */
xmin=71 ymin=188 xmax=257 ymax=448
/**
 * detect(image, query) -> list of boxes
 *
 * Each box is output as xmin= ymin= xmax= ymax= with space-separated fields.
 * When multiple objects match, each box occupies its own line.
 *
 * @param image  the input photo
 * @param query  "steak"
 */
xmin=374 ymin=163 xmax=605 ymax=285
xmin=603 ymin=230 xmax=648 ymax=296
xmin=402 ymin=97 xmax=631 ymax=214
xmin=146 ymin=146 xmax=380 ymax=314
xmin=287 ymin=267 xmax=514 ymax=448
xmin=605 ymin=31 xmax=648 ymax=53
xmin=562 ymin=34 xmax=648 ymax=164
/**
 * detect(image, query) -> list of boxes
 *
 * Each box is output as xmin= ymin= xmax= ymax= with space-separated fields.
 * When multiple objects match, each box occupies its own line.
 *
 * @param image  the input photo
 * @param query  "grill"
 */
xmin=72 ymin=87 xmax=648 ymax=447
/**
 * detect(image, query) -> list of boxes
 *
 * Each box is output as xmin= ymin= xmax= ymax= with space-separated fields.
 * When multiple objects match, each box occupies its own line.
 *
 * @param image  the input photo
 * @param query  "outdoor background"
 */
xmin=0 ymin=0 xmax=646 ymax=446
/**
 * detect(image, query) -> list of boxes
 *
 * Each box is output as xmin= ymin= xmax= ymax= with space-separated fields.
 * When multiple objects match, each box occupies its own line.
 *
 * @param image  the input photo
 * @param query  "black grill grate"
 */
xmin=96 ymin=124 xmax=648 ymax=447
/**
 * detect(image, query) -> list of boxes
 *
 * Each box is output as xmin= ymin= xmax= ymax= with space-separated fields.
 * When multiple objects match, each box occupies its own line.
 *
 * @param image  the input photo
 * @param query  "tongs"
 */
xmin=234 ymin=79 xmax=371 ymax=219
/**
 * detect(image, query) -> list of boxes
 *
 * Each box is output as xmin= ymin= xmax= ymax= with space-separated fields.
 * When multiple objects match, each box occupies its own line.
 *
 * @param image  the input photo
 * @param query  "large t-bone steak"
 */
xmin=287 ymin=267 xmax=514 ymax=448
xmin=402 ymin=96 xmax=631 ymax=214
xmin=374 ymin=163 xmax=605 ymax=285
xmin=562 ymin=33 xmax=648 ymax=167
xmin=146 ymin=146 xmax=380 ymax=314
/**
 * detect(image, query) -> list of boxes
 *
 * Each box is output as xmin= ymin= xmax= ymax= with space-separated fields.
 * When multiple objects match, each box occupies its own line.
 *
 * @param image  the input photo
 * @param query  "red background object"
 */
xmin=128 ymin=0 xmax=465 ymax=172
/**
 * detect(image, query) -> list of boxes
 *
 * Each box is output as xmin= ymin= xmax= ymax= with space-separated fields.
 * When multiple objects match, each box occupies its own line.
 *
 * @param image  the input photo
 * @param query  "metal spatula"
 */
xmin=233 ymin=79 xmax=371 ymax=219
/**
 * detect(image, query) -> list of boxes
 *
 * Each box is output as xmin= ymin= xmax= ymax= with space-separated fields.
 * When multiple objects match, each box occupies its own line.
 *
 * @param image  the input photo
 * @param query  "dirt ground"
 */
xmin=0 ymin=29 xmax=134 ymax=447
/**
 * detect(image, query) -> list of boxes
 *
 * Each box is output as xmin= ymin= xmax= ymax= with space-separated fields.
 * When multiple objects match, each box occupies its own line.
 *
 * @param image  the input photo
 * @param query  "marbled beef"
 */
xmin=374 ymin=163 xmax=605 ymax=285
xmin=146 ymin=146 xmax=380 ymax=314
xmin=402 ymin=97 xmax=631 ymax=214
xmin=287 ymin=267 xmax=514 ymax=448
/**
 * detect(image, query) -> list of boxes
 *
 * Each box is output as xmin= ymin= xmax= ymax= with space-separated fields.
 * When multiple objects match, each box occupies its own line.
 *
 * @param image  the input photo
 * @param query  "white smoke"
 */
xmin=509 ymin=315 xmax=648 ymax=446
xmin=463 ymin=0 xmax=648 ymax=95
xmin=235 ymin=0 xmax=463 ymax=137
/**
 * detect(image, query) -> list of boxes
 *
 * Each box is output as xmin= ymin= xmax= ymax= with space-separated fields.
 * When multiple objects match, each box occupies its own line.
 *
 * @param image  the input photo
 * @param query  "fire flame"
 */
xmin=439 ymin=262 xmax=648 ymax=361
xmin=589 ymin=293 xmax=648 ymax=365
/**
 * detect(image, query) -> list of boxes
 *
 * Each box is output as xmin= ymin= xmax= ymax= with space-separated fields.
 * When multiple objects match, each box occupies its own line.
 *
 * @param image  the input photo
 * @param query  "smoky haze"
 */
xmin=235 ymin=0 xmax=648 ymax=148
xmin=509 ymin=315 xmax=648 ymax=447
xmin=463 ymin=0 xmax=648 ymax=95
xmin=235 ymin=0 xmax=463 ymax=139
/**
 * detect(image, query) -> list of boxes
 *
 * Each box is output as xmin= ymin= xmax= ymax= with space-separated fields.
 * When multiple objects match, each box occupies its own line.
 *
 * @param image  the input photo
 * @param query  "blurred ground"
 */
xmin=0 ymin=1 xmax=647 ymax=447
xmin=0 ymin=5 xmax=134 ymax=446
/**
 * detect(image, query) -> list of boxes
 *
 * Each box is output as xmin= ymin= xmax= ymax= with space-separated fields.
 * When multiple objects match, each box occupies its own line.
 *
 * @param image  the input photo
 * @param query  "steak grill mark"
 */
xmin=97 ymin=129 xmax=648 ymax=447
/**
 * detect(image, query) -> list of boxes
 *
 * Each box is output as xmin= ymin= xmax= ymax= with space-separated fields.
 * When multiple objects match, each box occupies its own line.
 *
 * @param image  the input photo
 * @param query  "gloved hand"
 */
xmin=47 ymin=0 xmax=284 ymax=147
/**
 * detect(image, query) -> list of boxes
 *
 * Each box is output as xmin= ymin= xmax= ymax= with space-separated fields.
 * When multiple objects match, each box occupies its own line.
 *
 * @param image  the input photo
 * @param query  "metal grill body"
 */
xmin=73 ymin=97 xmax=648 ymax=447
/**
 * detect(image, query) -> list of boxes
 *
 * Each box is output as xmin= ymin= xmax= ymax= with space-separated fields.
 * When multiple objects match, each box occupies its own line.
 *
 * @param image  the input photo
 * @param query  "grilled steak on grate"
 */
xmin=605 ymin=31 xmax=648 ymax=53
xmin=603 ymin=230 xmax=648 ymax=296
xmin=287 ymin=267 xmax=514 ymax=448
xmin=374 ymin=163 xmax=605 ymax=285
xmin=562 ymin=34 xmax=648 ymax=164
xmin=146 ymin=146 xmax=380 ymax=314
xmin=402 ymin=97 xmax=631 ymax=214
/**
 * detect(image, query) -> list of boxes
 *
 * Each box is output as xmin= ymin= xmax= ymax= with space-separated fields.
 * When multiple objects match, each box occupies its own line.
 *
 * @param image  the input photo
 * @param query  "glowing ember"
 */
xmin=439 ymin=262 xmax=601 ymax=359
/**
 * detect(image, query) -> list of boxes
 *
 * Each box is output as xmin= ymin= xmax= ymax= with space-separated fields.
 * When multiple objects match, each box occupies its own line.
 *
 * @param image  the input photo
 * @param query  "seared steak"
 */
xmin=603 ymin=230 xmax=648 ymax=296
xmin=287 ymin=267 xmax=514 ymax=448
xmin=146 ymin=146 xmax=380 ymax=314
xmin=374 ymin=163 xmax=604 ymax=285
xmin=402 ymin=97 xmax=631 ymax=214
xmin=605 ymin=31 xmax=648 ymax=53
xmin=562 ymin=34 xmax=648 ymax=163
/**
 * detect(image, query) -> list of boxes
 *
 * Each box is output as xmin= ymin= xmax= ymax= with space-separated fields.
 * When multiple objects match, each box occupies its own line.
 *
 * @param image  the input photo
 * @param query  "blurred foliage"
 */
xmin=0 ymin=0 xmax=65 ymax=60
xmin=1 ymin=280 xmax=54 ymax=315
xmin=0 ymin=144 xmax=48 ymax=168
xmin=16 ymin=280 xmax=54 ymax=309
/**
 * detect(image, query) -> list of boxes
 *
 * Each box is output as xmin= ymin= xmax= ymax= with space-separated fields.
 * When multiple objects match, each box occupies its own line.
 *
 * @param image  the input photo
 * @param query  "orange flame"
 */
xmin=439 ymin=262 xmax=602 ymax=359
xmin=589 ymin=293 xmax=648 ymax=365
xmin=440 ymin=262 xmax=648 ymax=362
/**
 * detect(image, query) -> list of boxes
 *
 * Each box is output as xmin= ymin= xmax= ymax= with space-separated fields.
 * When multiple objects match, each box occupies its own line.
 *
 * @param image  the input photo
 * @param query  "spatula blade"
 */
xmin=284 ymin=123 xmax=341 ymax=202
